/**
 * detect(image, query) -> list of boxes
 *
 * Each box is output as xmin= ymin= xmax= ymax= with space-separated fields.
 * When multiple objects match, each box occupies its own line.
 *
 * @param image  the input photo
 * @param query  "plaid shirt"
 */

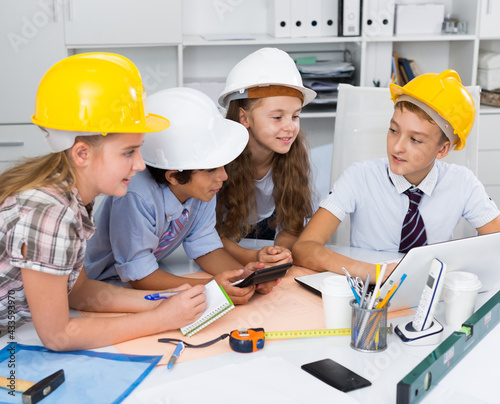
xmin=0 ymin=185 xmax=95 ymax=329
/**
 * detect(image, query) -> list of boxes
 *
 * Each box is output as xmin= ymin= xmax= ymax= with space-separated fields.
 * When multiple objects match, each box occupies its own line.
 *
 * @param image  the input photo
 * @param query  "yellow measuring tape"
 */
xmin=264 ymin=328 xmax=352 ymax=339
xmin=228 ymin=326 xmax=393 ymax=353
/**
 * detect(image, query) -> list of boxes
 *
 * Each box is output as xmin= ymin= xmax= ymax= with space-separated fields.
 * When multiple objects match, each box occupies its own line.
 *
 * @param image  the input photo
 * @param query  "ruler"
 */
xmin=396 ymin=290 xmax=500 ymax=404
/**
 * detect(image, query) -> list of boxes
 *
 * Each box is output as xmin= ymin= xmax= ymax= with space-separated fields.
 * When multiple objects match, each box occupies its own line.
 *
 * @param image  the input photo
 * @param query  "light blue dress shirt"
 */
xmin=85 ymin=170 xmax=223 ymax=282
xmin=319 ymin=158 xmax=499 ymax=251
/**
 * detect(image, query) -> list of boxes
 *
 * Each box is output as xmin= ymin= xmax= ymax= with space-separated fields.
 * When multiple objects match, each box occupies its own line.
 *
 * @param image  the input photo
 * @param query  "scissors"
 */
xmin=341 ymin=267 xmax=364 ymax=296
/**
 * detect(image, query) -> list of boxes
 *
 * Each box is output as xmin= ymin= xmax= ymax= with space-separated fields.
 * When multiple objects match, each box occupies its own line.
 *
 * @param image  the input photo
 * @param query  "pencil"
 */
xmin=375 ymin=273 xmax=407 ymax=309
xmin=386 ymin=274 xmax=407 ymax=305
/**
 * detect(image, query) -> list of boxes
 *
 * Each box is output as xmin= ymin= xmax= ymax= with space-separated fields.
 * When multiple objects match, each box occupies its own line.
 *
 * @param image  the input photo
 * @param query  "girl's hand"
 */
xmin=156 ymin=284 xmax=207 ymax=329
xmin=257 ymin=246 xmax=292 ymax=267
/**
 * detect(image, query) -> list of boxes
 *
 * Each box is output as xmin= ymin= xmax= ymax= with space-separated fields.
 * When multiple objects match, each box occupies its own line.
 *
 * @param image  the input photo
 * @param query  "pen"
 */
xmin=144 ymin=291 xmax=180 ymax=301
xmin=375 ymin=263 xmax=381 ymax=298
xmin=349 ymin=283 xmax=361 ymax=305
xmin=167 ymin=341 xmax=185 ymax=370
xmin=360 ymin=273 xmax=370 ymax=309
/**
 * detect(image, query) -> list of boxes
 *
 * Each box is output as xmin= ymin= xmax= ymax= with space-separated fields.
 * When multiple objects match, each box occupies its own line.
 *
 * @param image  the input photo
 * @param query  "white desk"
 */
xmin=1 ymin=242 xmax=499 ymax=404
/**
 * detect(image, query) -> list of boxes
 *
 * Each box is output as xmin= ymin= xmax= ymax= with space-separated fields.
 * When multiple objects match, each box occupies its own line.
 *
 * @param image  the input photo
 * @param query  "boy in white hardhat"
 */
xmin=85 ymin=87 xmax=290 ymax=304
xmin=0 ymin=53 xmax=208 ymax=350
xmin=293 ymin=70 xmax=500 ymax=282
xmin=216 ymin=47 xmax=317 ymax=263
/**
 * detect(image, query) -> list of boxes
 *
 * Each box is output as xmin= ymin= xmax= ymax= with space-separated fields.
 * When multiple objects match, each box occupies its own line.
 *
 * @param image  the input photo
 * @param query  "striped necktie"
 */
xmin=154 ymin=209 xmax=189 ymax=259
xmin=399 ymin=188 xmax=427 ymax=253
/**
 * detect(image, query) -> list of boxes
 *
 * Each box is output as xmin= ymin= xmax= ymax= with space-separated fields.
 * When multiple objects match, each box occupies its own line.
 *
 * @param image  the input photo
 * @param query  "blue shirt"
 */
xmin=85 ymin=170 xmax=223 ymax=282
xmin=319 ymin=158 xmax=499 ymax=251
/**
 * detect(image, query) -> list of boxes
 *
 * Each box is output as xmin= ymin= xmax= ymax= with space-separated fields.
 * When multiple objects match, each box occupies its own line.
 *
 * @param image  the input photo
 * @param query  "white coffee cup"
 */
xmin=322 ymin=275 xmax=353 ymax=329
xmin=442 ymin=271 xmax=482 ymax=330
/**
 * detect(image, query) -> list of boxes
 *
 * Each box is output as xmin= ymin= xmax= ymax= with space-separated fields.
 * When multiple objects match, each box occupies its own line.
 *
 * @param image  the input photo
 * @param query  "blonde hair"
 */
xmin=0 ymin=134 xmax=109 ymax=205
xmin=216 ymin=98 xmax=313 ymax=241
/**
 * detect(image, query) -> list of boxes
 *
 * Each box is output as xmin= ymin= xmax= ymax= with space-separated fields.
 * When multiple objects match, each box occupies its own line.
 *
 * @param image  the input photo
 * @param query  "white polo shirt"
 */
xmin=319 ymin=158 xmax=499 ymax=251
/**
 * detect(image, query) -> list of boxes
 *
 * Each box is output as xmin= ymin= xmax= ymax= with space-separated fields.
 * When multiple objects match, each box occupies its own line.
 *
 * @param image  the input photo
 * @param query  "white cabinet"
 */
xmin=479 ymin=0 xmax=500 ymax=38
xmin=0 ymin=125 xmax=50 ymax=172
xmin=2 ymin=0 xmax=500 ymax=188
xmin=0 ymin=1 xmax=66 ymax=124
xmin=478 ymin=111 xmax=500 ymax=206
xmin=63 ymin=0 xmax=181 ymax=46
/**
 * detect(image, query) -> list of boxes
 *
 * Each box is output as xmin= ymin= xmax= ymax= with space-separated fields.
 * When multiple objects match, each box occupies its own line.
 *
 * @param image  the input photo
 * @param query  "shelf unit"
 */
xmin=1 ymin=0 xmax=500 ymax=204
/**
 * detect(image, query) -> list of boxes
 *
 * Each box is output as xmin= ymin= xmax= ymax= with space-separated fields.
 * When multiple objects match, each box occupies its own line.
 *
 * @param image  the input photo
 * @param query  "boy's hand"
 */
xmin=257 ymin=246 xmax=292 ymax=267
xmin=213 ymin=269 xmax=256 ymax=305
xmin=156 ymin=284 xmax=207 ymax=329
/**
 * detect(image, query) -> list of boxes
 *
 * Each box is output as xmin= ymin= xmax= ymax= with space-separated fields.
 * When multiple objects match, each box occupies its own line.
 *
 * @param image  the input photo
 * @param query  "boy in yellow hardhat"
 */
xmin=293 ymin=70 xmax=500 ymax=282
xmin=85 ymin=87 xmax=290 ymax=304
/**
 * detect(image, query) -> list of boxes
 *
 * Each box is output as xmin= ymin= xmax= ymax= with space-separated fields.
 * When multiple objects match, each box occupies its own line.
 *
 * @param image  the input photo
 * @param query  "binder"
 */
xmin=290 ymin=0 xmax=307 ymax=38
xmin=268 ymin=0 xmax=291 ymax=38
xmin=320 ymin=0 xmax=338 ymax=37
xmin=363 ymin=0 xmax=394 ymax=37
xmin=339 ymin=0 xmax=361 ymax=37
xmin=363 ymin=42 xmax=393 ymax=87
xmin=305 ymin=0 xmax=322 ymax=37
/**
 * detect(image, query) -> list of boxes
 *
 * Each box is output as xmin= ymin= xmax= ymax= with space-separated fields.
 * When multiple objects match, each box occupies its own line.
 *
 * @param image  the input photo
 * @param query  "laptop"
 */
xmin=295 ymin=232 xmax=500 ymax=311
xmin=295 ymin=246 xmax=403 ymax=298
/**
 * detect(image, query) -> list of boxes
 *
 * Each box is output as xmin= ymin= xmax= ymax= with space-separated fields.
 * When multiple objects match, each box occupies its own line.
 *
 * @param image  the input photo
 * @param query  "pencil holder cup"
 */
xmin=350 ymin=300 xmax=389 ymax=352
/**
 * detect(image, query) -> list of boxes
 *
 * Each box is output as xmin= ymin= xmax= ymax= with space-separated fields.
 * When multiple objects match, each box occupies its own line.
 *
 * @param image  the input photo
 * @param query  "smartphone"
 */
xmin=233 ymin=263 xmax=292 ymax=288
xmin=301 ymin=358 xmax=371 ymax=392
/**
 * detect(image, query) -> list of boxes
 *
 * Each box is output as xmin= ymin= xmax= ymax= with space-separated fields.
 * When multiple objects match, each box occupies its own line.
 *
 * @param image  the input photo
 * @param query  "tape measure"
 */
xmin=229 ymin=326 xmax=393 ymax=353
xmin=264 ymin=328 xmax=352 ymax=339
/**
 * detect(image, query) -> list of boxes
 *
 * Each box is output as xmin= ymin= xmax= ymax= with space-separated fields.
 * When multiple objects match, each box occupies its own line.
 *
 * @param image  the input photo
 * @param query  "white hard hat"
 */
xmin=218 ymin=47 xmax=316 ymax=109
xmin=143 ymin=87 xmax=249 ymax=170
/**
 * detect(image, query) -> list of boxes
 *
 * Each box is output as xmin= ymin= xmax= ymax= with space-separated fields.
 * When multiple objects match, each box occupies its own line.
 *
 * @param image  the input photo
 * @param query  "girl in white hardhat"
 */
xmin=216 ymin=47 xmax=317 ymax=262
xmin=0 ymin=53 xmax=208 ymax=349
xmin=85 ymin=87 xmax=290 ymax=304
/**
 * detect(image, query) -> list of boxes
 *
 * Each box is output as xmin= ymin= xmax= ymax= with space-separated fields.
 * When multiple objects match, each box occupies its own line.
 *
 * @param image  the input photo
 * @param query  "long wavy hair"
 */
xmin=216 ymin=98 xmax=313 ymax=241
xmin=0 ymin=133 xmax=108 ymax=205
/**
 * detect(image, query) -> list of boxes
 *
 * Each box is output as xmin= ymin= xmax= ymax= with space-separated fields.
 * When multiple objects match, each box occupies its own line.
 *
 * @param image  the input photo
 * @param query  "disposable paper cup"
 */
xmin=322 ymin=276 xmax=353 ymax=329
xmin=443 ymin=271 xmax=482 ymax=330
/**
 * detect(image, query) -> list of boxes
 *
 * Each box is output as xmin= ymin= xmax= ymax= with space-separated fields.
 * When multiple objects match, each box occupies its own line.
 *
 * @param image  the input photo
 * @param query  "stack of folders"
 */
xmin=268 ymin=0 xmax=361 ymax=38
xmin=297 ymin=59 xmax=355 ymax=108
xmin=180 ymin=280 xmax=234 ymax=337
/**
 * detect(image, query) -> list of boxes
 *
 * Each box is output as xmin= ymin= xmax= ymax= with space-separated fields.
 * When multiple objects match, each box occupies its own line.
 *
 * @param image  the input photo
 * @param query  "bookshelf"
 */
xmin=1 ymin=0 xmax=500 ymax=204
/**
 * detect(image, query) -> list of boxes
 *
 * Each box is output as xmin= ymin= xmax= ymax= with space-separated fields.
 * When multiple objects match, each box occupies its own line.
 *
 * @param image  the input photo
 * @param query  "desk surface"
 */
xmin=1 ymin=242 xmax=499 ymax=404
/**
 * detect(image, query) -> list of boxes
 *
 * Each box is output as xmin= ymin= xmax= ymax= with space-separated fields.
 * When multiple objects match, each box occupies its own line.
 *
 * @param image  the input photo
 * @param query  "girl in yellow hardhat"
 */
xmin=216 ymin=47 xmax=317 ymax=263
xmin=0 ymin=53 xmax=207 ymax=350
xmin=293 ymin=70 xmax=500 ymax=281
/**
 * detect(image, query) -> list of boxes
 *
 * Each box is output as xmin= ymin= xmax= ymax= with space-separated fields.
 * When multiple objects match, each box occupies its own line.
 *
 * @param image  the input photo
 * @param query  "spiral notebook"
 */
xmin=180 ymin=280 xmax=234 ymax=337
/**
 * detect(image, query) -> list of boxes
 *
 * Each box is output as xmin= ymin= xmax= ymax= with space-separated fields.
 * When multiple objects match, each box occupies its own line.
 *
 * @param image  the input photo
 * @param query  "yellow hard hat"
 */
xmin=32 ymin=53 xmax=169 ymax=135
xmin=389 ymin=69 xmax=475 ymax=150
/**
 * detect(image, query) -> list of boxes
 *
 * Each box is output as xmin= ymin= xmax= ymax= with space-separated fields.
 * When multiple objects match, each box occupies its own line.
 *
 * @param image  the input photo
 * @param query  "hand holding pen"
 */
xmin=144 ymin=291 xmax=180 ymax=301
